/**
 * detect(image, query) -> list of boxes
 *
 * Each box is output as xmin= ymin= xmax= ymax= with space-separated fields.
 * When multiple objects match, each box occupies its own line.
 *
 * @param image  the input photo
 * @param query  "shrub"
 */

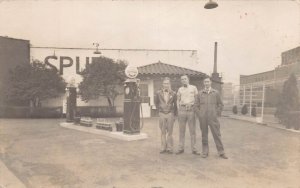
xmin=0 ymin=106 xmax=62 ymax=118
xmin=241 ymin=104 xmax=248 ymax=115
xmin=232 ymin=105 xmax=238 ymax=114
xmin=275 ymin=74 xmax=300 ymax=129
xmin=76 ymin=106 xmax=117 ymax=117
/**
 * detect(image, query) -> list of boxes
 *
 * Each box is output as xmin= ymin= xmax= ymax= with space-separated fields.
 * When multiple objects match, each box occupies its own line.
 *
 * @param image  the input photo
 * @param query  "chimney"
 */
xmin=211 ymin=41 xmax=222 ymax=94
xmin=213 ymin=42 xmax=218 ymax=73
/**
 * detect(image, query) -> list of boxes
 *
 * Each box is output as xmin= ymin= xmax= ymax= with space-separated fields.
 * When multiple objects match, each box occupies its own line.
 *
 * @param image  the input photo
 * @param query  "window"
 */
xmin=139 ymin=84 xmax=148 ymax=97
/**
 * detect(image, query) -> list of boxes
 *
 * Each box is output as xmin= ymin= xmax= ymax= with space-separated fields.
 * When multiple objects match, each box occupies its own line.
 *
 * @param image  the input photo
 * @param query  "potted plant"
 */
xmin=232 ymin=105 xmax=238 ymax=114
xmin=241 ymin=104 xmax=248 ymax=115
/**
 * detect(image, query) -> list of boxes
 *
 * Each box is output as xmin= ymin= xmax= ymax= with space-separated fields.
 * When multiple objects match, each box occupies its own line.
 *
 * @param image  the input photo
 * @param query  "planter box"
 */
xmin=96 ymin=123 xmax=113 ymax=131
xmin=79 ymin=117 xmax=93 ymax=127
xmin=96 ymin=118 xmax=112 ymax=131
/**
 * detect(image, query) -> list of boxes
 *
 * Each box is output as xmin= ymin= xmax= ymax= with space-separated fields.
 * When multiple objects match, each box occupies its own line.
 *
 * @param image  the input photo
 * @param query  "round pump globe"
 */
xmin=125 ymin=66 xmax=139 ymax=79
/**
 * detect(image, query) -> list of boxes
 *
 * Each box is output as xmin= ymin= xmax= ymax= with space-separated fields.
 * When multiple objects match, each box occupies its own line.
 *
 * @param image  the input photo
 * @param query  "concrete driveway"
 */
xmin=0 ymin=118 xmax=299 ymax=188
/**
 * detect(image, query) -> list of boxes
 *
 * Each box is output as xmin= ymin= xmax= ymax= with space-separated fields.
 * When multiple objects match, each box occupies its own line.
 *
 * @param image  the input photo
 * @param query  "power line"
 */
xmin=30 ymin=46 xmax=197 ymax=52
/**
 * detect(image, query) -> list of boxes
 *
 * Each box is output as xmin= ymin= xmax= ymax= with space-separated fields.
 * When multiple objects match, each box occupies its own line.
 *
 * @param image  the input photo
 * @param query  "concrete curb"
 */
xmin=0 ymin=159 xmax=26 ymax=188
xmin=227 ymin=115 xmax=300 ymax=134
xmin=228 ymin=115 xmax=267 ymax=125
xmin=60 ymin=122 xmax=148 ymax=141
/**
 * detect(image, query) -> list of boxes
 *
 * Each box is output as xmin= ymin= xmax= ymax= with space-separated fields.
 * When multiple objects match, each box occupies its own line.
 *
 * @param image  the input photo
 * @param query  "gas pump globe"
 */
xmin=123 ymin=66 xmax=141 ymax=134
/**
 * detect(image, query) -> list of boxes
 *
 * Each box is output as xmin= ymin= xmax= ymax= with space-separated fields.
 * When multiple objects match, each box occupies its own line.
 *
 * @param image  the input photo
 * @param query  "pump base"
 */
xmin=123 ymin=130 xmax=140 ymax=135
xmin=60 ymin=122 xmax=148 ymax=141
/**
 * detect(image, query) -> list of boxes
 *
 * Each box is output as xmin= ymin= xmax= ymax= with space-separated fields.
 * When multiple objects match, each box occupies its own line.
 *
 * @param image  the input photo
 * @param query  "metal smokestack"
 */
xmin=213 ymin=42 xmax=218 ymax=73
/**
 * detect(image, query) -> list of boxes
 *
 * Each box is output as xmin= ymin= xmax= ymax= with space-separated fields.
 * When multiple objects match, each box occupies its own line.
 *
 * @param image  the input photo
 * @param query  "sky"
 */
xmin=0 ymin=0 xmax=299 ymax=84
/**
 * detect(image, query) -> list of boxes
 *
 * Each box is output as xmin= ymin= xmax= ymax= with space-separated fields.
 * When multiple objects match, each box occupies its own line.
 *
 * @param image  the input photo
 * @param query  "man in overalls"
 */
xmin=195 ymin=77 xmax=228 ymax=159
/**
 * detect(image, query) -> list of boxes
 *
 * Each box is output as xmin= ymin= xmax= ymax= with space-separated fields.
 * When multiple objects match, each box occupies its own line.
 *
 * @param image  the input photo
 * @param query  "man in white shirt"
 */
xmin=176 ymin=75 xmax=200 ymax=155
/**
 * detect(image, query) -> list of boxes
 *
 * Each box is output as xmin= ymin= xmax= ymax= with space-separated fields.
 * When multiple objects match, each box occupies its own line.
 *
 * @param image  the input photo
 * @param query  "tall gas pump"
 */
xmin=65 ymin=79 xmax=77 ymax=122
xmin=123 ymin=66 xmax=141 ymax=134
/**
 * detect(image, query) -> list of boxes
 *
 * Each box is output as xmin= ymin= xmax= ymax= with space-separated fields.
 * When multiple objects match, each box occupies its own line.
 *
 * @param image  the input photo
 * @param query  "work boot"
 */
xmin=176 ymin=150 xmax=184 ymax=155
xmin=201 ymin=153 xmax=208 ymax=158
xmin=219 ymin=154 xmax=228 ymax=159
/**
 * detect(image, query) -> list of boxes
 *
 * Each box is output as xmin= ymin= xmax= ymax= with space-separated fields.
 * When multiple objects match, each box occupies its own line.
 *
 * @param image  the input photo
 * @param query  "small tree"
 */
xmin=232 ymin=105 xmax=238 ymax=114
xmin=241 ymin=104 xmax=248 ymax=115
xmin=3 ymin=60 xmax=66 ymax=107
xmin=78 ymin=56 xmax=127 ymax=107
xmin=275 ymin=74 xmax=299 ymax=128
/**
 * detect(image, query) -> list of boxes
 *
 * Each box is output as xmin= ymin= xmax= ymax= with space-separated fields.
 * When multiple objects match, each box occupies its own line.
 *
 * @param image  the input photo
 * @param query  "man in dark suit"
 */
xmin=154 ymin=77 xmax=177 ymax=154
xmin=195 ymin=77 xmax=228 ymax=159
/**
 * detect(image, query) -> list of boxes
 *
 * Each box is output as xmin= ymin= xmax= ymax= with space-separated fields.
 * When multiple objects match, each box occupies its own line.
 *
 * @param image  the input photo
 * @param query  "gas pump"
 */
xmin=123 ymin=66 xmax=141 ymax=134
xmin=66 ymin=79 xmax=77 ymax=122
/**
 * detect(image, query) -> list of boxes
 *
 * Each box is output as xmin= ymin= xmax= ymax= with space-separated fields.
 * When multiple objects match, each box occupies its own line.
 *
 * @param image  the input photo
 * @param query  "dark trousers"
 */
xmin=199 ymin=115 xmax=224 ymax=155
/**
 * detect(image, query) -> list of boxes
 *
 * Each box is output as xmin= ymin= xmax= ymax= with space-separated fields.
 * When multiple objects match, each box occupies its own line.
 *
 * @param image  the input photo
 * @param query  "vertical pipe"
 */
xmin=273 ymin=69 xmax=276 ymax=88
xmin=213 ymin=42 xmax=218 ymax=73
xmin=243 ymin=85 xmax=246 ymax=105
xmin=249 ymin=84 xmax=253 ymax=117
xmin=261 ymin=84 xmax=266 ymax=121
xmin=233 ymin=85 xmax=236 ymax=106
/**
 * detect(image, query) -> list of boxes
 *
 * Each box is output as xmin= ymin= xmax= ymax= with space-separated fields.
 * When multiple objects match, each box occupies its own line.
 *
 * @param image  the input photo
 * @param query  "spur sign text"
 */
xmin=44 ymin=55 xmax=91 ymax=75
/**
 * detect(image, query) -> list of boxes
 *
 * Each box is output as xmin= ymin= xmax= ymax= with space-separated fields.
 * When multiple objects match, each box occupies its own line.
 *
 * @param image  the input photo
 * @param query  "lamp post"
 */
xmin=93 ymin=43 xmax=101 ymax=55
xmin=204 ymin=0 xmax=218 ymax=9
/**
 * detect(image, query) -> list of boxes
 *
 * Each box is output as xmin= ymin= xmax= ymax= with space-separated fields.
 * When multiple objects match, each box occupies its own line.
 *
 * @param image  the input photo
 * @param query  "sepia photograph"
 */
xmin=0 ymin=0 xmax=299 ymax=187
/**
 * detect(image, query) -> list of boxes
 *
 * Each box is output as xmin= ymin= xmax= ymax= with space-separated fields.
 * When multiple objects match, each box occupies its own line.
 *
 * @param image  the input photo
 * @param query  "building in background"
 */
xmin=240 ymin=46 xmax=300 ymax=107
xmin=0 ymin=36 xmax=30 ymax=105
xmin=0 ymin=35 xmax=219 ymax=117
xmin=137 ymin=61 xmax=207 ymax=117
xmin=282 ymin=46 xmax=300 ymax=66
xmin=222 ymin=82 xmax=234 ymax=106
xmin=30 ymin=46 xmax=199 ymax=115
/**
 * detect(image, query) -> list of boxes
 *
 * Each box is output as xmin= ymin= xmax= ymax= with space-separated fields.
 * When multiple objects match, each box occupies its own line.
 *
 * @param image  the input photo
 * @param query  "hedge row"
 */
xmin=76 ymin=106 xmax=119 ymax=118
xmin=0 ymin=106 xmax=119 ymax=118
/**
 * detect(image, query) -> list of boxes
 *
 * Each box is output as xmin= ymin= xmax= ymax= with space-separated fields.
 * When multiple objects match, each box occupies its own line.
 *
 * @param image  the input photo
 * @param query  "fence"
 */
xmin=223 ymin=83 xmax=279 ymax=124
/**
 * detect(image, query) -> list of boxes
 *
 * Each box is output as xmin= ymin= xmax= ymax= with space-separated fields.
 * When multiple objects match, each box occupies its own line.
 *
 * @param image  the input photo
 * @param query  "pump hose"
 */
xmin=128 ymin=101 xmax=144 ymax=132
xmin=140 ymin=102 xmax=144 ymax=130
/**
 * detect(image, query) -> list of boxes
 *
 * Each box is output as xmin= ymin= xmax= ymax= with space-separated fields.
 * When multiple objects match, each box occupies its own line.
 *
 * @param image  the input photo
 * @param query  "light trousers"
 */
xmin=159 ymin=112 xmax=175 ymax=151
xmin=178 ymin=109 xmax=197 ymax=152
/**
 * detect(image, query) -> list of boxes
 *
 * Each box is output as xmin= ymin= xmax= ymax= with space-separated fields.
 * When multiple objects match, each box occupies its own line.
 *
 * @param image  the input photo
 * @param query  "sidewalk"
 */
xmin=226 ymin=113 xmax=300 ymax=133
xmin=0 ymin=159 xmax=26 ymax=188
